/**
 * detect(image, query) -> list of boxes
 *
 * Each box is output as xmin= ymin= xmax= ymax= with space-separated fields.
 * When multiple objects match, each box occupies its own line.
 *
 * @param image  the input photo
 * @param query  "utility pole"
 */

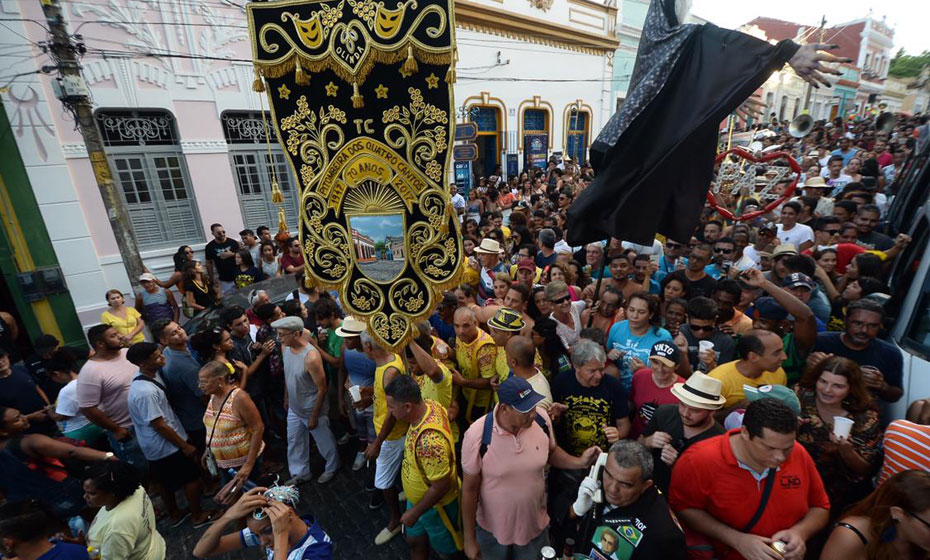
xmin=39 ymin=0 xmax=145 ymax=290
xmin=802 ymin=15 xmax=827 ymax=112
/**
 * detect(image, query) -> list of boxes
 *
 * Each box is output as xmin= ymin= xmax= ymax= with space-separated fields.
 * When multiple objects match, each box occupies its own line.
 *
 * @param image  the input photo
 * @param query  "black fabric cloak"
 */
xmin=566 ymin=0 xmax=800 ymax=245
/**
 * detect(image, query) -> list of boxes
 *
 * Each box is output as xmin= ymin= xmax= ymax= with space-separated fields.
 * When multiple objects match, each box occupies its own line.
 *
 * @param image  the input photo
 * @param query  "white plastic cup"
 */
xmin=833 ymin=416 xmax=854 ymax=438
xmin=349 ymin=385 xmax=362 ymax=403
xmin=698 ymin=340 xmax=715 ymax=354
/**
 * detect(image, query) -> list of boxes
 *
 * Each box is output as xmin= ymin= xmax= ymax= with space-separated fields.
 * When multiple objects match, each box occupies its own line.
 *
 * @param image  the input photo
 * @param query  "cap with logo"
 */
xmin=782 ymin=272 xmax=816 ymax=291
xmin=497 ymin=376 xmax=544 ymax=413
xmin=744 ymin=384 xmax=801 ymax=415
xmin=649 ymin=341 xmax=680 ymax=367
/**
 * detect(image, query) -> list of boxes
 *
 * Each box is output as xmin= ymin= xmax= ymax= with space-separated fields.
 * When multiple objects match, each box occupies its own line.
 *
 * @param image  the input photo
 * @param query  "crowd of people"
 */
xmin=0 ymin=112 xmax=929 ymax=560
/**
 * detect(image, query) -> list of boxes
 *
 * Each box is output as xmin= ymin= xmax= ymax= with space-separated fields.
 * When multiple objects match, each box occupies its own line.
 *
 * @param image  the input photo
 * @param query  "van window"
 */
xmin=887 ymin=215 xmax=928 ymax=328
xmin=904 ymin=271 xmax=930 ymax=359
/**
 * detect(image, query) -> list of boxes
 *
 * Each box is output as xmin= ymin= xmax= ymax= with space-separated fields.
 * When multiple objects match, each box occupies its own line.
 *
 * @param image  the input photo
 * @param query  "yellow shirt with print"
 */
xmin=709 ymin=360 xmax=788 ymax=408
xmin=415 ymin=362 xmax=459 ymax=442
xmin=402 ymin=399 xmax=458 ymax=507
xmin=455 ymin=329 xmax=498 ymax=421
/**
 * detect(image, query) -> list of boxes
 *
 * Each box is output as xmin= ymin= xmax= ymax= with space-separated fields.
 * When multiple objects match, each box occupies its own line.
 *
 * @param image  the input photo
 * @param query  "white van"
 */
xmin=882 ymin=144 xmax=930 ymax=420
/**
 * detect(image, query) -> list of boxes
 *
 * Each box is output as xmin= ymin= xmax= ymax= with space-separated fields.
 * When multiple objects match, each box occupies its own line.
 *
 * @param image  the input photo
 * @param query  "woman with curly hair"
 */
xmin=821 ymin=469 xmax=930 ymax=560
xmin=545 ymin=262 xmax=582 ymax=301
xmin=795 ymin=356 xmax=882 ymax=519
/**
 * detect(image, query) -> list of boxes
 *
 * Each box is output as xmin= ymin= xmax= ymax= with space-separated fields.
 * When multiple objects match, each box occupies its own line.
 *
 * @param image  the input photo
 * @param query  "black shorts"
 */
xmin=149 ymin=449 xmax=200 ymax=491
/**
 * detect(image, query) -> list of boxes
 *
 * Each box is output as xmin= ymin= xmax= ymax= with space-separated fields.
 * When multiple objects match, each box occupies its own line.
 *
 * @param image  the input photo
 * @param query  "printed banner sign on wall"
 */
xmin=248 ymin=0 xmax=462 ymax=350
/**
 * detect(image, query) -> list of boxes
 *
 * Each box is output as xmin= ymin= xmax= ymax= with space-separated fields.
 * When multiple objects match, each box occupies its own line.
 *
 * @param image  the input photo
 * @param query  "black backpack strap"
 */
xmin=741 ymin=468 xmax=777 ymax=533
xmin=479 ymin=411 xmax=494 ymax=458
xmin=534 ymin=413 xmax=550 ymax=438
xmin=132 ymin=375 xmax=168 ymax=394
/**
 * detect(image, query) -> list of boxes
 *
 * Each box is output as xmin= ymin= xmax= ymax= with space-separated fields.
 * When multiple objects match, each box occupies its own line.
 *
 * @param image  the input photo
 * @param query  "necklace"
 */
xmin=192 ymin=277 xmax=208 ymax=293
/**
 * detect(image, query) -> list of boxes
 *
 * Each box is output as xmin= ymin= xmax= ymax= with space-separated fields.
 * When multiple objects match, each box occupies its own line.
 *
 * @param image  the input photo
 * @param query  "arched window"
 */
xmin=95 ymin=109 xmax=202 ymax=248
xmin=468 ymin=106 xmax=502 ymax=178
xmin=522 ymin=108 xmax=549 ymax=170
xmin=222 ymin=111 xmax=300 ymax=230
xmin=565 ymin=108 xmax=590 ymax=164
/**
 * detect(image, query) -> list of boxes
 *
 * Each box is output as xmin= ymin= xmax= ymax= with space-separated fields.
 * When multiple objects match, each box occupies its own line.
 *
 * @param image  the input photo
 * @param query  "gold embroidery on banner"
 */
xmin=382 ymin=87 xmax=448 ymax=186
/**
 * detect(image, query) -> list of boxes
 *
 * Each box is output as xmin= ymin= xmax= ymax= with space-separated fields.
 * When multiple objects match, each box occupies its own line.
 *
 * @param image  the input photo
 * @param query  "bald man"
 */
xmin=453 ymin=307 xmax=499 ymax=424
xmin=506 ymin=336 xmax=552 ymax=410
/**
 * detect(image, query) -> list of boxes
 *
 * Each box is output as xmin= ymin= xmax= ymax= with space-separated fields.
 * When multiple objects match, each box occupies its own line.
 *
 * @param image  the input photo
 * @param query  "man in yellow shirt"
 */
xmin=708 ymin=329 xmax=787 ymax=412
xmin=486 ymin=307 xmax=525 ymax=385
xmin=453 ymin=307 xmax=498 ymax=424
xmin=386 ymin=375 xmax=461 ymax=558
xmin=360 ymin=330 xmax=408 ymax=546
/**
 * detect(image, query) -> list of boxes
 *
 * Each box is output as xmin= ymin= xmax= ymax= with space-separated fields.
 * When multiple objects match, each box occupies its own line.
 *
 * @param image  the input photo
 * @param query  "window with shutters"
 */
xmin=566 ymin=109 xmax=589 ymax=165
xmin=221 ymin=111 xmax=300 ymax=230
xmin=96 ymin=109 xmax=203 ymax=248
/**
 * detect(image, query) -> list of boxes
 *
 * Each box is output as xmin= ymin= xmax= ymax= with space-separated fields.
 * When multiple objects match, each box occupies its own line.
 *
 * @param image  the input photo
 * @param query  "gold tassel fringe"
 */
xmin=446 ymin=49 xmax=457 ymax=83
xmin=402 ymin=45 xmax=418 ymax=76
xmin=295 ymin=57 xmax=310 ymax=86
xmin=252 ymin=67 xmax=265 ymax=92
xmin=351 ymin=82 xmax=364 ymax=108
xmin=271 ymin=179 xmax=284 ymax=204
xmin=277 ymin=206 xmax=287 ymax=234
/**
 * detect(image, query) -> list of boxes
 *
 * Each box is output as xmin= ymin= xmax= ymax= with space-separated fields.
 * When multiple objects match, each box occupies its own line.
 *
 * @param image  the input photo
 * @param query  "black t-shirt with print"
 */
xmin=552 ymin=370 xmax=629 ymax=455
xmin=205 ymin=238 xmax=240 ymax=281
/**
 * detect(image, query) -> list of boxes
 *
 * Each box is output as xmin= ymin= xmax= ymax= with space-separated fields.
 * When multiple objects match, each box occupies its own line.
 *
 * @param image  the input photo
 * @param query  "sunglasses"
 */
xmin=714 ymin=248 xmax=734 ymax=254
xmin=824 ymin=229 xmax=841 ymax=235
xmin=689 ymin=324 xmax=716 ymax=333
xmin=666 ymin=243 xmax=683 ymax=249
xmin=549 ymin=295 xmax=571 ymax=304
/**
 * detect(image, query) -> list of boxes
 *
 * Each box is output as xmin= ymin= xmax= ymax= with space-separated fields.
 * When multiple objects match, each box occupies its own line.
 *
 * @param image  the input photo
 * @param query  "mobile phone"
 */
xmin=588 ymin=452 xmax=609 ymax=503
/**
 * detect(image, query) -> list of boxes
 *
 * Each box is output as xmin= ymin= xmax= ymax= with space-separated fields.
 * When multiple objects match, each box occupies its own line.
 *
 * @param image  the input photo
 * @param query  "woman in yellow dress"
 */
xmin=100 ymin=289 xmax=145 ymax=345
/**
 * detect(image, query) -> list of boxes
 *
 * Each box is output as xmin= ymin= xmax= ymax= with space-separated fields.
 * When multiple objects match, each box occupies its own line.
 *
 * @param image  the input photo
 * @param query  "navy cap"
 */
xmin=782 ymin=272 xmax=816 ymax=291
xmin=497 ymin=376 xmax=544 ymax=413
xmin=753 ymin=296 xmax=788 ymax=320
xmin=649 ymin=341 xmax=680 ymax=367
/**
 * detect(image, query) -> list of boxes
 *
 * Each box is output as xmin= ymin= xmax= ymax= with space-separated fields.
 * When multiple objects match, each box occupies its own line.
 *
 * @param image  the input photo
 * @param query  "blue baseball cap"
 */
xmin=753 ymin=296 xmax=788 ymax=321
xmin=497 ymin=376 xmax=544 ymax=413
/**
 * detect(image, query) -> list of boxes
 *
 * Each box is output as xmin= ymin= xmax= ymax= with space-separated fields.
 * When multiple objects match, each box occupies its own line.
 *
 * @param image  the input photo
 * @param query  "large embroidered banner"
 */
xmin=248 ymin=0 xmax=462 ymax=349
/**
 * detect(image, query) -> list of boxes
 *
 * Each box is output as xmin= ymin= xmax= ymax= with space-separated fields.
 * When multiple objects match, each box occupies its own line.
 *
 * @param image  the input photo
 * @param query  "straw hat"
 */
xmin=474 ymin=238 xmax=504 ymax=254
xmin=671 ymin=372 xmax=727 ymax=410
xmin=335 ymin=316 xmax=366 ymax=337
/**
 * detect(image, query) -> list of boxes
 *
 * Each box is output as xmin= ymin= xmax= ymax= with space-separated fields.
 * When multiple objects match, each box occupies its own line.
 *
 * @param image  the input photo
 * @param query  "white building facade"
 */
xmin=0 ymin=0 xmax=617 ymax=332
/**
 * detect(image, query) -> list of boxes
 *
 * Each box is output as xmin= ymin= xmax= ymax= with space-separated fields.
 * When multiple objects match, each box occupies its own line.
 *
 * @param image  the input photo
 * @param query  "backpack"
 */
xmin=478 ymin=408 xmax=550 ymax=458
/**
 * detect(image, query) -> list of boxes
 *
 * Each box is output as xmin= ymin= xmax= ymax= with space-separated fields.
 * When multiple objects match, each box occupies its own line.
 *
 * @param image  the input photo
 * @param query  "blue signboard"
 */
xmin=454 ymin=161 xmax=472 ymax=197
xmin=525 ymin=133 xmax=548 ymax=170
xmin=506 ymin=153 xmax=518 ymax=179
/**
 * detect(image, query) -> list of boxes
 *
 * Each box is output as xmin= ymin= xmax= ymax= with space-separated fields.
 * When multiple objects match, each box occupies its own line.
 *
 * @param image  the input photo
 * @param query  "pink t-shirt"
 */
xmin=630 ymin=368 xmax=684 ymax=438
xmin=75 ymin=349 xmax=137 ymax=428
xmin=461 ymin=406 xmax=556 ymax=546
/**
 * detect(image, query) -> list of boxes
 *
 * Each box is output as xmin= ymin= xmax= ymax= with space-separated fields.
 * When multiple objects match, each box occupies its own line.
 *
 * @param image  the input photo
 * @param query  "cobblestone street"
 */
xmin=159 ymin=439 xmax=409 ymax=559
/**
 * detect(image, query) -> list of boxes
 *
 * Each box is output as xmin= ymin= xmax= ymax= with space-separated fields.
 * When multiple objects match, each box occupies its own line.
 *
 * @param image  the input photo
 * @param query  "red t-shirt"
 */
xmin=802 ymin=243 xmax=865 ymax=275
xmin=280 ymin=252 xmax=305 ymax=273
xmin=668 ymin=429 xmax=830 ymax=560
xmin=629 ymin=368 xmax=683 ymax=438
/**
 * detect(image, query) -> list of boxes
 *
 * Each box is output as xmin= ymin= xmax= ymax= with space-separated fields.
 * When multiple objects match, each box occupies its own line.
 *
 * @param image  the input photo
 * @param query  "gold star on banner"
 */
xmin=277 ymin=83 xmax=291 ymax=100
xmin=375 ymin=84 xmax=389 ymax=99
xmin=325 ymin=81 xmax=339 ymax=96
xmin=399 ymin=67 xmax=413 ymax=78
xmin=425 ymin=73 xmax=439 ymax=89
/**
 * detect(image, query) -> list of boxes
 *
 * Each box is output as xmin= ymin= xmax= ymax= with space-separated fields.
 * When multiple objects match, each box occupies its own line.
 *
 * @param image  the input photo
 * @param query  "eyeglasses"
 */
xmin=549 ymin=295 xmax=571 ymax=304
xmin=689 ymin=324 xmax=716 ymax=333
xmin=666 ymin=243 xmax=683 ymax=249
xmin=714 ymin=248 xmax=734 ymax=254
xmin=908 ymin=511 xmax=930 ymax=530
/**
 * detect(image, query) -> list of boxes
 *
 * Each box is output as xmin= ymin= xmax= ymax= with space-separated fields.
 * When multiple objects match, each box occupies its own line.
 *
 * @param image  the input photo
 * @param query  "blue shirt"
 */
xmin=38 ymin=541 xmax=90 ymax=560
xmin=831 ymin=147 xmax=856 ymax=167
xmin=128 ymin=372 xmax=188 ymax=461
xmin=655 ymin=255 xmax=679 ymax=283
xmin=343 ymin=349 xmax=376 ymax=387
xmin=241 ymin=516 xmax=333 ymax=560
xmin=606 ymin=321 xmax=672 ymax=392
xmin=161 ymin=346 xmax=206 ymax=432
xmin=429 ymin=312 xmax=456 ymax=345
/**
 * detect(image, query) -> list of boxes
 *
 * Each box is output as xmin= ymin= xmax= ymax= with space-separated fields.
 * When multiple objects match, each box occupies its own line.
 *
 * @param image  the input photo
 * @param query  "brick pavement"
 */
xmin=160 ymin=439 xmax=410 ymax=559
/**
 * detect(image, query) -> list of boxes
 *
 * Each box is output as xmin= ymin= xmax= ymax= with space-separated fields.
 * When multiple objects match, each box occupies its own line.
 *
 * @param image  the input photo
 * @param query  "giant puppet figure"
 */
xmin=567 ymin=0 xmax=848 ymax=245
xmin=248 ymin=0 xmax=462 ymax=350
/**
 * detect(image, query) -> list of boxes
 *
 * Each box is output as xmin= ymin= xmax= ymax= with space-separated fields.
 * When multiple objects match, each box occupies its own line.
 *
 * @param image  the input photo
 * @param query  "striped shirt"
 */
xmin=878 ymin=420 xmax=930 ymax=485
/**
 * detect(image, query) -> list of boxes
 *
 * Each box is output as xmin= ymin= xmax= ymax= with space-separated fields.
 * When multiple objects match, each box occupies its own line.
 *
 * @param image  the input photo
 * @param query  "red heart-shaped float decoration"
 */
xmin=707 ymin=147 xmax=802 ymax=222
